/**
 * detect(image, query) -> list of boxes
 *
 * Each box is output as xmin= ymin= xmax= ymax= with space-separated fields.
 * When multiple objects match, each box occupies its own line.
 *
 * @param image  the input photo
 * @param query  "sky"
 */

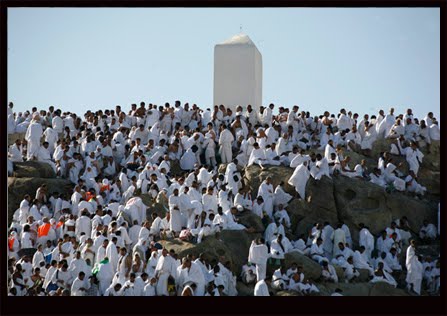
xmin=8 ymin=8 xmax=440 ymax=120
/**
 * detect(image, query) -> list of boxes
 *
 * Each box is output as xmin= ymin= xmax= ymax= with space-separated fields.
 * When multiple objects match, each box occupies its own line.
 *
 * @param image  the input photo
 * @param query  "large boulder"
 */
xmin=219 ymin=230 xmax=261 ymax=275
xmin=332 ymin=176 xmax=438 ymax=245
xmin=385 ymin=193 xmax=438 ymax=233
xmin=13 ymin=161 xmax=56 ymax=179
xmin=137 ymin=194 xmax=168 ymax=221
xmin=318 ymin=282 xmax=371 ymax=296
xmin=417 ymin=169 xmax=440 ymax=196
xmin=318 ymin=281 xmax=409 ymax=296
xmin=169 ymin=159 xmax=183 ymax=177
xmin=416 ymin=243 xmax=440 ymax=258
xmin=8 ymin=133 xmax=26 ymax=146
xmin=333 ymin=176 xmax=392 ymax=242
xmin=243 ymin=165 xmax=296 ymax=198
xmin=421 ymin=140 xmax=440 ymax=172
xmin=286 ymin=176 xmax=339 ymax=236
xmin=236 ymin=211 xmax=265 ymax=233
xmin=369 ymin=282 xmax=409 ymax=296
xmin=236 ymin=282 xmax=255 ymax=296
xmin=159 ymin=230 xmax=260 ymax=276
xmin=275 ymin=290 xmax=301 ymax=296
xmin=370 ymin=138 xmax=395 ymax=159
xmin=8 ymin=177 xmax=73 ymax=224
xmin=284 ymin=252 xmax=322 ymax=281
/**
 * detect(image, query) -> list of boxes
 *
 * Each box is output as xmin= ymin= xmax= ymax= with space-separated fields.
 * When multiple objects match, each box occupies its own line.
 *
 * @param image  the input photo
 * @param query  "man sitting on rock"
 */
xmin=419 ymin=220 xmax=437 ymax=242
xmin=321 ymin=260 xmax=338 ymax=283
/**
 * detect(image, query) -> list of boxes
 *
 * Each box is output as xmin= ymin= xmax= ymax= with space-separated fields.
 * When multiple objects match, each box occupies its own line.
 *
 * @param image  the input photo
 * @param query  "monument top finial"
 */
xmin=217 ymin=33 xmax=256 ymax=46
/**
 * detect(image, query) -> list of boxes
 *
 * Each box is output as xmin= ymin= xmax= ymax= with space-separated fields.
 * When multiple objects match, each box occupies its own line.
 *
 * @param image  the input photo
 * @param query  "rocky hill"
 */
xmin=7 ymin=135 xmax=440 ymax=296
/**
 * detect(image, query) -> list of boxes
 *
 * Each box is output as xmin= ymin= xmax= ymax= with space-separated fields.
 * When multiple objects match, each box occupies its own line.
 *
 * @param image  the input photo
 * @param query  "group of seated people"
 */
xmin=6 ymin=101 xmax=440 ymax=296
xmin=241 ymin=216 xmax=439 ymax=296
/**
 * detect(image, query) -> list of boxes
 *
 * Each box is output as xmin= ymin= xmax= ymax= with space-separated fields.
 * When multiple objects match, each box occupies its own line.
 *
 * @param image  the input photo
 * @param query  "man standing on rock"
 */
xmin=219 ymin=125 xmax=234 ymax=164
xmin=406 ymin=240 xmax=423 ymax=295
xmin=248 ymin=238 xmax=269 ymax=282
xmin=25 ymin=113 xmax=43 ymax=160
xmin=155 ymin=248 xmax=177 ymax=296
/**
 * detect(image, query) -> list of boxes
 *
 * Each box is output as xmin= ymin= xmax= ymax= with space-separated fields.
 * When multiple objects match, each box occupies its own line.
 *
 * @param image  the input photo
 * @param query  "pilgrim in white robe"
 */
xmin=273 ymin=185 xmax=292 ymax=207
xmin=36 ymin=145 xmax=57 ymax=173
xmin=184 ymin=261 xmax=206 ymax=296
xmin=258 ymin=181 xmax=274 ymax=218
xmin=406 ymin=246 xmax=423 ymax=295
xmin=219 ymin=129 xmax=234 ymax=164
xmin=180 ymin=149 xmax=197 ymax=171
xmin=419 ymin=223 xmax=437 ymax=240
xmin=353 ymin=250 xmax=374 ymax=276
xmin=155 ymin=254 xmax=178 ymax=296
xmin=370 ymin=270 xmax=397 ymax=287
xmin=288 ymin=163 xmax=310 ymax=200
xmin=202 ymin=193 xmax=218 ymax=214
xmin=71 ymin=276 xmax=90 ymax=296
xmin=247 ymin=148 xmax=266 ymax=167
xmin=321 ymin=264 xmax=338 ymax=282
xmin=405 ymin=147 xmax=424 ymax=176
xmin=248 ymin=241 xmax=269 ymax=282
xmin=168 ymin=195 xmax=183 ymax=234
xmin=8 ymin=114 xmax=16 ymax=134
xmin=25 ymin=119 xmax=44 ymax=160
xmin=274 ymin=208 xmax=291 ymax=228
xmin=9 ymin=144 xmax=24 ymax=162
xmin=96 ymin=261 xmax=115 ymax=295
xmin=271 ymin=268 xmax=290 ymax=290
xmin=321 ymin=225 xmax=334 ymax=260
xmin=344 ymin=263 xmax=360 ymax=282
xmin=254 ymin=279 xmax=270 ymax=296
xmin=359 ymin=228 xmax=375 ymax=260
xmin=310 ymin=243 xmax=326 ymax=264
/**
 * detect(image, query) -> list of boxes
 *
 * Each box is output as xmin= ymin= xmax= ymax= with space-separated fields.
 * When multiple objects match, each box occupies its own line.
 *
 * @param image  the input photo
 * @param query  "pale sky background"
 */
xmin=8 ymin=8 xmax=440 ymax=120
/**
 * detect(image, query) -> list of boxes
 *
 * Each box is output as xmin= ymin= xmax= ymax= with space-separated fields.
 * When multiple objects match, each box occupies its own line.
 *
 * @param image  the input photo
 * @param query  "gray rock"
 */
xmin=236 ymin=281 xmax=255 ymax=296
xmin=369 ymin=282 xmax=409 ymax=296
xmin=13 ymin=161 xmax=56 ymax=179
xmin=159 ymin=230 xmax=260 ymax=276
xmin=8 ymin=177 xmax=73 ymax=224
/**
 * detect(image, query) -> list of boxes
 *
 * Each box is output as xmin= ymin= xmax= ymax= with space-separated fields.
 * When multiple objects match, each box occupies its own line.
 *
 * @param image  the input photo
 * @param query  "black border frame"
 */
xmin=1 ymin=1 xmax=445 ymax=316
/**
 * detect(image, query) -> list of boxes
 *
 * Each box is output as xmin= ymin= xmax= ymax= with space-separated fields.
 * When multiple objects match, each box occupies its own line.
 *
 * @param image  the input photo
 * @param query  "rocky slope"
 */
xmin=6 ymin=135 xmax=440 ymax=296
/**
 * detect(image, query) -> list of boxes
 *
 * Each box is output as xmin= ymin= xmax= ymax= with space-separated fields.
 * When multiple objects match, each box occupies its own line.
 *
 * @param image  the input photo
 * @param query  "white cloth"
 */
xmin=254 ymin=279 xmax=270 ymax=296
xmin=288 ymin=164 xmax=310 ymax=200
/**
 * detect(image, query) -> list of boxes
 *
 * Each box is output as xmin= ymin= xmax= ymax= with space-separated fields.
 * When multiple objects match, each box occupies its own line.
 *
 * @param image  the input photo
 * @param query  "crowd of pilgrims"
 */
xmin=6 ymin=101 xmax=440 ymax=296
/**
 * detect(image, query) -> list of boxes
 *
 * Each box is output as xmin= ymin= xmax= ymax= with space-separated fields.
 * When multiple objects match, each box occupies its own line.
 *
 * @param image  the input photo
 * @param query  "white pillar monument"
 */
xmin=213 ymin=33 xmax=262 ymax=112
